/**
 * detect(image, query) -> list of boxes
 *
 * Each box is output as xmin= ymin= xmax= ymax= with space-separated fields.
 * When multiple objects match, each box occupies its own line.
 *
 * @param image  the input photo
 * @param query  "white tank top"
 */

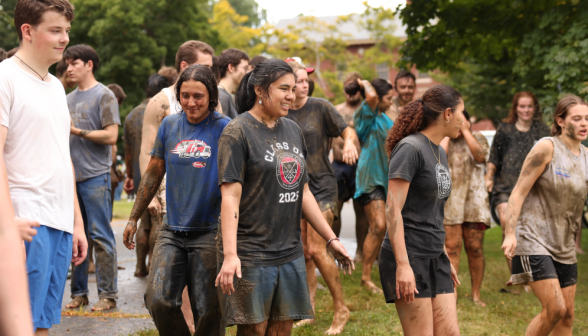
xmin=162 ymin=87 xmax=182 ymax=115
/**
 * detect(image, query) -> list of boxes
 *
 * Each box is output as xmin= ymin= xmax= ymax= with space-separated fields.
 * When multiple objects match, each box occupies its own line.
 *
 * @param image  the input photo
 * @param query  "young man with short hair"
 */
xmin=386 ymin=70 xmax=416 ymax=122
xmin=0 ymin=0 xmax=87 ymax=334
xmin=217 ymin=48 xmax=249 ymax=119
xmin=56 ymin=59 xmax=74 ymax=89
xmin=63 ymin=44 xmax=121 ymax=312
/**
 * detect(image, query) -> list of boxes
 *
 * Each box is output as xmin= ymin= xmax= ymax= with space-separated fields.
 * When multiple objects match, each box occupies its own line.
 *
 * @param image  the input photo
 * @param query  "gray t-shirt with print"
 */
xmin=68 ymin=83 xmax=120 ymax=182
xmin=381 ymin=132 xmax=452 ymax=259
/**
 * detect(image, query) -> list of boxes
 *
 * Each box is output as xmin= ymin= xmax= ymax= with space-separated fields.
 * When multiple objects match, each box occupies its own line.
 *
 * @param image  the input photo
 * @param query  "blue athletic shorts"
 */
xmin=25 ymin=225 xmax=73 ymax=331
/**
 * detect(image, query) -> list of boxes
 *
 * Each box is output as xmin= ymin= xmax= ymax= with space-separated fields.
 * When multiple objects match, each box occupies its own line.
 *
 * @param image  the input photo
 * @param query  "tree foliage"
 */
xmin=398 ymin=0 xmax=588 ymax=122
xmin=210 ymin=0 xmax=262 ymax=54
xmin=226 ymin=0 xmax=265 ymax=27
xmin=0 ymin=0 xmax=19 ymax=50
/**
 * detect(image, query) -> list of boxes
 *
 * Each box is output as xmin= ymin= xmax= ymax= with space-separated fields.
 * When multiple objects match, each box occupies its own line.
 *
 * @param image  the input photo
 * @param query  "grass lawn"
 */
xmin=120 ymin=197 xmax=587 ymax=336
xmin=113 ymin=199 xmax=134 ymax=221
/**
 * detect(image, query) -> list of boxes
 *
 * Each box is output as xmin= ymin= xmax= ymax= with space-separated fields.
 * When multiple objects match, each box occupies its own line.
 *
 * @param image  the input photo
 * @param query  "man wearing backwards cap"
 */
xmin=284 ymin=58 xmax=359 ymax=335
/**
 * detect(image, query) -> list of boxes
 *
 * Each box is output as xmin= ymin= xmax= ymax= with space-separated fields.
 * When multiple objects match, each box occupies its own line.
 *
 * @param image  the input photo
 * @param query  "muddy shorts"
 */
xmin=332 ymin=160 xmax=356 ymax=202
xmin=139 ymin=210 xmax=161 ymax=231
xmin=379 ymin=248 xmax=454 ymax=303
xmin=356 ymin=186 xmax=386 ymax=206
xmin=511 ymin=255 xmax=577 ymax=288
xmin=492 ymin=192 xmax=511 ymax=206
xmin=302 ymin=199 xmax=339 ymax=221
xmin=217 ymin=256 xmax=314 ymax=326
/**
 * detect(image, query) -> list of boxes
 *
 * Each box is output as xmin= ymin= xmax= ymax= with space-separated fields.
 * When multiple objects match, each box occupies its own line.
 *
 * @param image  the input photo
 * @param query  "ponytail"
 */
xmin=235 ymin=71 xmax=255 ymax=114
xmin=386 ymin=85 xmax=462 ymax=154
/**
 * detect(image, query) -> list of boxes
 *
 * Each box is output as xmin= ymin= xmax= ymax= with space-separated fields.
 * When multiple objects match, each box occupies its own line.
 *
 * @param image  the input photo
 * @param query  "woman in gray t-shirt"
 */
xmin=379 ymin=85 xmax=464 ymax=335
xmin=502 ymin=95 xmax=588 ymax=336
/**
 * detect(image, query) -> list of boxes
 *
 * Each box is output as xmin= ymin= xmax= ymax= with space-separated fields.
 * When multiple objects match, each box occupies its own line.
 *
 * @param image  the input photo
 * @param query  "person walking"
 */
xmin=502 ymin=95 xmax=588 ymax=336
xmin=64 ymin=44 xmax=120 ymax=311
xmin=440 ymin=110 xmax=490 ymax=307
xmin=380 ymin=85 xmax=463 ymax=335
xmin=486 ymin=91 xmax=550 ymax=290
xmin=123 ymin=65 xmax=229 ymax=336
xmin=215 ymin=59 xmax=354 ymax=336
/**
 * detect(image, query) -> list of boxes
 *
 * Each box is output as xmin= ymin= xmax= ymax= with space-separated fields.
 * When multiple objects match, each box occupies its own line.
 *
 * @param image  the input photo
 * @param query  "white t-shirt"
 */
xmin=0 ymin=58 xmax=74 ymax=233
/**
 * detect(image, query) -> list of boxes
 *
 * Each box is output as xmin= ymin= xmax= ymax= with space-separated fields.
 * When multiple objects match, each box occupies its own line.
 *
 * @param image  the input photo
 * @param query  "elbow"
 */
xmin=107 ymin=136 xmax=118 ymax=146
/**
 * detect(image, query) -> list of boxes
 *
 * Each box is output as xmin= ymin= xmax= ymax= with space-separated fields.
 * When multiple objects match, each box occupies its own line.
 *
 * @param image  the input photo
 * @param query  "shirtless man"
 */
xmin=386 ymin=70 xmax=416 ymax=122
xmin=332 ymin=72 xmax=368 ymax=263
xmin=139 ymin=40 xmax=214 ymax=334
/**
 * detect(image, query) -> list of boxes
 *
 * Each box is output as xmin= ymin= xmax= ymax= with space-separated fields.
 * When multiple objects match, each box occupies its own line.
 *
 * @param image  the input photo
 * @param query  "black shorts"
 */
xmin=356 ymin=186 xmax=386 ymax=206
xmin=379 ymin=248 xmax=454 ymax=303
xmin=493 ymin=192 xmax=510 ymax=206
xmin=332 ymin=161 xmax=356 ymax=202
xmin=511 ymin=255 xmax=577 ymax=288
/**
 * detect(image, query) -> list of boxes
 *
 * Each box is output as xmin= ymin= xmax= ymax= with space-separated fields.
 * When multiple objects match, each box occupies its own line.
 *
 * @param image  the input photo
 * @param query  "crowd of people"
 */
xmin=0 ymin=1 xmax=586 ymax=336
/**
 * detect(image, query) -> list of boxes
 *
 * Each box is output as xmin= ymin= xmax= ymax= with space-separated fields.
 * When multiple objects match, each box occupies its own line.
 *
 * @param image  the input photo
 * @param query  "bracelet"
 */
xmin=326 ymin=237 xmax=339 ymax=247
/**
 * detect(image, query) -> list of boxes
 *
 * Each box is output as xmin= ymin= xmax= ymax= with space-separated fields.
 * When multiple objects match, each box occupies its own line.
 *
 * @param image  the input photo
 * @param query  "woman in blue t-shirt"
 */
xmin=380 ymin=85 xmax=464 ymax=335
xmin=123 ymin=65 xmax=230 ymax=336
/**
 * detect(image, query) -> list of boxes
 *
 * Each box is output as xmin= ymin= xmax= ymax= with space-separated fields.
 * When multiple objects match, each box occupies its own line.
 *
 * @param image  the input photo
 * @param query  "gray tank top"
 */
xmin=516 ymin=136 xmax=588 ymax=264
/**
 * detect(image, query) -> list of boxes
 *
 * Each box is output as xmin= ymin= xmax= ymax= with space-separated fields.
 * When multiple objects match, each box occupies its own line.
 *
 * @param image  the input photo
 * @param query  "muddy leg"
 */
xmin=361 ymin=200 xmax=385 ymax=294
xmin=237 ymin=321 xmax=269 ymax=336
xmin=526 ymin=279 xmax=567 ymax=336
xmin=134 ymin=227 xmax=149 ymax=277
xmin=463 ymin=224 xmax=485 ymax=307
xmin=332 ymin=200 xmax=344 ymax=238
xmin=353 ymin=200 xmax=368 ymax=264
xmin=88 ymin=237 xmax=95 ymax=273
xmin=181 ymin=287 xmax=195 ymax=334
xmin=496 ymin=203 xmax=512 ymax=272
xmin=148 ymin=215 xmax=162 ymax=265
xmin=552 ymin=284 xmax=576 ymax=336
xmin=444 ymin=224 xmax=462 ymax=301
xmin=265 ymin=320 xmax=294 ymax=336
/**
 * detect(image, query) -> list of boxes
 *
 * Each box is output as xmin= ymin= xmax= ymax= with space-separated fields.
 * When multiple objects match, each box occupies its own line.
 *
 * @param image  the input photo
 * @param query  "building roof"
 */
xmin=272 ymin=13 xmax=407 ymax=46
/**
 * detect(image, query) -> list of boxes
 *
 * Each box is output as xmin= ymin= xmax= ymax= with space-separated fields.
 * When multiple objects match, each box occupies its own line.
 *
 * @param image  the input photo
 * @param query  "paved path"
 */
xmin=52 ymin=201 xmax=359 ymax=335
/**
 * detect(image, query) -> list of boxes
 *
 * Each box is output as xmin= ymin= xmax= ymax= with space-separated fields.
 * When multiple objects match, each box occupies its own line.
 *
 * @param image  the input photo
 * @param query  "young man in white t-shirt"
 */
xmin=0 ymin=1 xmax=87 ymax=335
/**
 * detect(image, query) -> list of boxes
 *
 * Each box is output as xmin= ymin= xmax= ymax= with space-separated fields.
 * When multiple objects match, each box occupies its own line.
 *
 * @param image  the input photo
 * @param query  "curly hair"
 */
xmin=503 ymin=91 xmax=542 ymax=123
xmin=386 ymin=85 xmax=462 ymax=154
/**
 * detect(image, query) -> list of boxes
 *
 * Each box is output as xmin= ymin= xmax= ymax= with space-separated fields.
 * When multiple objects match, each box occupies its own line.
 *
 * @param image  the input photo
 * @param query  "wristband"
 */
xmin=326 ymin=237 xmax=339 ymax=247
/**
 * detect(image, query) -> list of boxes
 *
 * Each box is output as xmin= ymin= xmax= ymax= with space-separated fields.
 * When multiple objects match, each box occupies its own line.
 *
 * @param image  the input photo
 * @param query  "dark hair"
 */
xmin=146 ymin=74 xmax=168 ymax=99
xmin=308 ymin=79 xmax=315 ymax=97
xmin=174 ymin=64 xmax=219 ymax=116
xmin=55 ymin=59 xmax=67 ymax=77
xmin=344 ymin=78 xmax=393 ymax=101
xmin=158 ymin=66 xmax=177 ymax=86
xmin=107 ymin=83 xmax=126 ymax=102
xmin=14 ymin=0 xmax=74 ymax=42
xmin=395 ymin=70 xmax=416 ymax=86
xmin=503 ymin=91 xmax=542 ymax=123
xmin=235 ymin=59 xmax=296 ymax=114
xmin=175 ymin=40 xmax=214 ymax=73
xmin=552 ymin=95 xmax=588 ymax=136
xmin=386 ymin=85 xmax=462 ymax=153
xmin=249 ymin=55 xmax=267 ymax=70
xmin=63 ymin=44 xmax=100 ymax=73
xmin=211 ymin=56 xmax=220 ymax=83
xmin=463 ymin=109 xmax=471 ymax=122
xmin=218 ymin=48 xmax=249 ymax=79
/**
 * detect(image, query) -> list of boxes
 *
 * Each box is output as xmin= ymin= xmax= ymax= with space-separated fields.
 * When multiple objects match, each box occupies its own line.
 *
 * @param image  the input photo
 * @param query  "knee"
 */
xmin=145 ymin=289 xmax=173 ymax=315
xmin=370 ymin=219 xmax=386 ymax=237
xmin=445 ymin=239 xmax=462 ymax=256
xmin=545 ymin=303 xmax=567 ymax=323
xmin=560 ymin=306 xmax=574 ymax=326
xmin=465 ymin=242 xmax=484 ymax=258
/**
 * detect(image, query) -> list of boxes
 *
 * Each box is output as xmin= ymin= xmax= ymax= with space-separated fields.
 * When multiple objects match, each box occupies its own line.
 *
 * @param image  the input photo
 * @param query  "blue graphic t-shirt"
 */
xmin=151 ymin=111 xmax=230 ymax=231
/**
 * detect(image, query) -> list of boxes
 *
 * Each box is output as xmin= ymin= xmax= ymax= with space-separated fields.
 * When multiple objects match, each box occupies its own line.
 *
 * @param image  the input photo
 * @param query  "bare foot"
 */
xmin=91 ymin=299 xmax=116 ymax=311
xmin=325 ymin=306 xmax=350 ymax=335
xmin=294 ymin=319 xmax=315 ymax=328
xmin=472 ymin=298 xmax=486 ymax=307
xmin=65 ymin=295 xmax=88 ymax=309
xmin=134 ymin=268 xmax=149 ymax=277
xmin=361 ymin=280 xmax=383 ymax=294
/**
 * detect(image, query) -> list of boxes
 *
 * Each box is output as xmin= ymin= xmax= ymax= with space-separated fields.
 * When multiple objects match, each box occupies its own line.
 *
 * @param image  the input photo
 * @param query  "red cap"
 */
xmin=285 ymin=57 xmax=315 ymax=74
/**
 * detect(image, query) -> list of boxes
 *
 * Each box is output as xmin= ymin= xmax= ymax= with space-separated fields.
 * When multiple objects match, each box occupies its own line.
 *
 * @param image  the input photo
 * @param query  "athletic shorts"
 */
xmin=302 ymin=199 xmax=339 ymax=221
xmin=379 ymin=248 xmax=454 ymax=303
xmin=356 ymin=186 xmax=386 ymax=206
xmin=139 ymin=210 xmax=161 ymax=231
xmin=217 ymin=256 xmax=314 ymax=326
xmin=25 ymin=225 xmax=73 ymax=331
xmin=444 ymin=222 xmax=489 ymax=231
xmin=493 ymin=192 xmax=510 ymax=206
xmin=511 ymin=255 xmax=577 ymax=288
xmin=332 ymin=161 xmax=356 ymax=202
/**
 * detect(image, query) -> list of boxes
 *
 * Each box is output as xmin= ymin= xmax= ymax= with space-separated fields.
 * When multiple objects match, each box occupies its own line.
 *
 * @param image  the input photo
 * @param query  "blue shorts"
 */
xmin=25 ymin=225 xmax=72 ymax=331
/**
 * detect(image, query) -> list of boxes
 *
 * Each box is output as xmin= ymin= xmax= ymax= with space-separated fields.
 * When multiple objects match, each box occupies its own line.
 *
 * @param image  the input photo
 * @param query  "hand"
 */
xmin=215 ymin=254 xmax=242 ymax=295
xmin=357 ymin=79 xmax=370 ymax=88
xmin=460 ymin=120 xmax=471 ymax=134
xmin=342 ymin=139 xmax=359 ymax=166
xmin=123 ymin=221 xmax=138 ymax=250
xmin=449 ymin=263 xmax=461 ymax=287
xmin=327 ymin=240 xmax=355 ymax=275
xmin=502 ymin=235 xmax=517 ymax=260
xmin=147 ymin=197 xmax=161 ymax=216
xmin=71 ymin=222 xmax=88 ymax=266
xmin=485 ymin=178 xmax=494 ymax=192
xmin=123 ymin=177 xmax=134 ymax=193
xmin=14 ymin=217 xmax=39 ymax=242
xmin=396 ymin=263 xmax=418 ymax=303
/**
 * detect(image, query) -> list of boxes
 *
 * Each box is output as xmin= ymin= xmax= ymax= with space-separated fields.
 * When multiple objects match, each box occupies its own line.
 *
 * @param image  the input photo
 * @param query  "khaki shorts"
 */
xmin=139 ymin=211 xmax=162 ymax=231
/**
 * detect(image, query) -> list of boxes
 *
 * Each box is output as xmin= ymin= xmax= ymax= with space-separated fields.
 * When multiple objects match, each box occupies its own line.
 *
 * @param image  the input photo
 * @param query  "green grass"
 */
xmin=113 ymin=199 xmax=134 ymax=220
xmin=126 ymin=225 xmax=588 ymax=336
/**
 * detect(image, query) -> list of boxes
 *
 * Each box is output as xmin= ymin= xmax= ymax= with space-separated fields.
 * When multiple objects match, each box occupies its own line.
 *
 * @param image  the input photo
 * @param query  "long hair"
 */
xmin=552 ymin=95 xmax=588 ymax=136
xmin=386 ymin=85 xmax=462 ymax=154
xmin=503 ymin=91 xmax=542 ymax=123
xmin=174 ymin=64 xmax=218 ymax=115
xmin=235 ymin=59 xmax=296 ymax=114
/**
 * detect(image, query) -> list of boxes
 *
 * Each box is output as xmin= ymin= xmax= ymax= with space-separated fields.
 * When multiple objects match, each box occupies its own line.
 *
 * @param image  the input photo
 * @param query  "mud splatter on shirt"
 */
xmin=123 ymin=99 xmax=149 ymax=194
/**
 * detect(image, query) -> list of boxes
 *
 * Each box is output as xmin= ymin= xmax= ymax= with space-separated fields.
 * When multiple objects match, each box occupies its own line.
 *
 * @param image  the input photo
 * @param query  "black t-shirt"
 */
xmin=218 ymin=87 xmax=238 ymax=120
xmin=488 ymin=122 xmax=550 ymax=194
xmin=285 ymin=97 xmax=347 ymax=203
xmin=381 ymin=133 xmax=452 ymax=259
xmin=217 ymin=112 xmax=309 ymax=267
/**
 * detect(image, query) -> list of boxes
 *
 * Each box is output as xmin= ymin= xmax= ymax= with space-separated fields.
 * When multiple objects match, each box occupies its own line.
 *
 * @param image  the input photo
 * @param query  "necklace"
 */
xmin=13 ymin=55 xmax=47 ymax=81
xmin=427 ymin=136 xmax=441 ymax=165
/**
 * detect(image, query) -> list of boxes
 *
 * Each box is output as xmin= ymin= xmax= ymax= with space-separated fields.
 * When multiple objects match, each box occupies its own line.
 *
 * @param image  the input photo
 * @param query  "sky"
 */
xmin=256 ymin=0 xmax=406 ymax=24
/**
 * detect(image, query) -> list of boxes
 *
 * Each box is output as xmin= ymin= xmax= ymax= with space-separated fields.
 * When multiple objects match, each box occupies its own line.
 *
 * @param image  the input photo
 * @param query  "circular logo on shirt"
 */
xmin=436 ymin=163 xmax=452 ymax=199
xmin=276 ymin=152 xmax=305 ymax=190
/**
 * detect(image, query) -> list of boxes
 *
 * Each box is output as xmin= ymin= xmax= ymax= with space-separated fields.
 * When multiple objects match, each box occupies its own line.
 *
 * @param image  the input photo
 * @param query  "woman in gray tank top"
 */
xmin=502 ymin=95 xmax=588 ymax=336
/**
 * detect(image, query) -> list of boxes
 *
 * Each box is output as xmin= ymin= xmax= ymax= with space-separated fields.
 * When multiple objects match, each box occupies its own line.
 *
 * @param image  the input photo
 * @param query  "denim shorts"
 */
xmin=217 ymin=256 xmax=314 ymax=326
